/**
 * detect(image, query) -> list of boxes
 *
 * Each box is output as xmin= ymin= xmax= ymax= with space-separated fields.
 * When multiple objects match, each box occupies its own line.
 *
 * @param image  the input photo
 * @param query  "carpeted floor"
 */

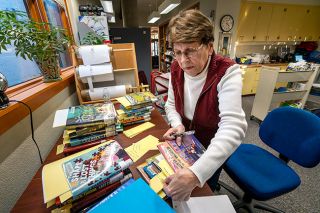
xmin=217 ymin=95 xmax=320 ymax=213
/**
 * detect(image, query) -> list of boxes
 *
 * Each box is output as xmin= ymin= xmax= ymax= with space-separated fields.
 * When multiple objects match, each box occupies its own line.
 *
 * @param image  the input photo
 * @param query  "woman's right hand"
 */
xmin=163 ymin=124 xmax=185 ymax=146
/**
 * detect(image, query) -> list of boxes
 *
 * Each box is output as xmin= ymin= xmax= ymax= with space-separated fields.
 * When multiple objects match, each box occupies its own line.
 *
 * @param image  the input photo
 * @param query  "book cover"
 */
xmin=66 ymin=124 xmax=114 ymax=139
xmin=158 ymin=135 xmax=205 ymax=172
xmin=62 ymin=140 xmax=133 ymax=197
xmin=63 ymin=139 xmax=109 ymax=156
xmin=66 ymin=103 xmax=116 ymax=128
xmin=87 ymin=178 xmax=174 ymax=213
xmin=167 ymin=134 xmax=206 ymax=166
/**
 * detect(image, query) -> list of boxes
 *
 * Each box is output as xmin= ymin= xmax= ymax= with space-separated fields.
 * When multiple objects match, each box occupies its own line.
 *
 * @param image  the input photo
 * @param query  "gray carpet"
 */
xmin=218 ymin=95 xmax=320 ymax=213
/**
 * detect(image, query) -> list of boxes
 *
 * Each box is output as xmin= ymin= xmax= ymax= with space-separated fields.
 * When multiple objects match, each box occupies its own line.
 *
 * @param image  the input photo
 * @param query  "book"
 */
xmin=136 ymin=154 xmax=163 ymax=183
xmin=158 ymin=134 xmax=205 ymax=172
xmin=64 ymin=124 xmax=114 ymax=139
xmin=87 ymin=178 xmax=174 ymax=213
xmin=42 ymin=140 xmax=131 ymax=205
xmin=62 ymin=140 xmax=133 ymax=197
xmin=66 ymin=130 xmax=116 ymax=147
xmin=66 ymin=103 xmax=116 ymax=129
xmin=116 ymin=91 xmax=157 ymax=109
xmin=62 ymin=139 xmax=110 ymax=156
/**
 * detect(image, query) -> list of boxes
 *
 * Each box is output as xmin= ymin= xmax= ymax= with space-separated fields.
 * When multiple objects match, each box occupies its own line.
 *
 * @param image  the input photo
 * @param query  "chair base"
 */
xmin=217 ymin=181 xmax=285 ymax=213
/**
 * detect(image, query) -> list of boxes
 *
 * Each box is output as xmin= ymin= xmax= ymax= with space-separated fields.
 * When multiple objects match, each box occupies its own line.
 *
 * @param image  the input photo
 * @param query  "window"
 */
xmin=0 ymin=0 xmax=73 ymax=88
xmin=43 ymin=0 xmax=71 ymax=68
xmin=0 ymin=0 xmax=41 ymax=87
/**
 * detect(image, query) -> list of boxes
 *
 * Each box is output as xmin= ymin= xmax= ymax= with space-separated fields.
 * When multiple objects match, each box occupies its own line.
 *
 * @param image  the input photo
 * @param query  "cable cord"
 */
xmin=9 ymin=100 xmax=43 ymax=164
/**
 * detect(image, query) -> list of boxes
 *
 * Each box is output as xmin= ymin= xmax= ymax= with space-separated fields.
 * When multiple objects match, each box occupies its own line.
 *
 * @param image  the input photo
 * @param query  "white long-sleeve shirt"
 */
xmin=165 ymin=62 xmax=247 ymax=187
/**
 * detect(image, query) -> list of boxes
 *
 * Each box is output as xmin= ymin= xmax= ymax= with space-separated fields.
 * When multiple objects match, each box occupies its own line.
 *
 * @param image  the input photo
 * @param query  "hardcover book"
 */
xmin=66 ymin=103 xmax=116 ymax=128
xmin=62 ymin=140 xmax=133 ymax=197
xmin=158 ymin=134 xmax=206 ymax=172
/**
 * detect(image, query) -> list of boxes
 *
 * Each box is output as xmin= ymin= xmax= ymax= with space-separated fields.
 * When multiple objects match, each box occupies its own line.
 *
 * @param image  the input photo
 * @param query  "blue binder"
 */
xmin=88 ymin=178 xmax=174 ymax=213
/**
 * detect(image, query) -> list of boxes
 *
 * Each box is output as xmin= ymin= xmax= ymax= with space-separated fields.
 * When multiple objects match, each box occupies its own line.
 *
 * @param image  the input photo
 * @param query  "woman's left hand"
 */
xmin=163 ymin=168 xmax=200 ymax=201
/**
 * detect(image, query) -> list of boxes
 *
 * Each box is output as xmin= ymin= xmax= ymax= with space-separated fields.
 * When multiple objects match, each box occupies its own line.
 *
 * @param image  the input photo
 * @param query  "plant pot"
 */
xmin=36 ymin=54 xmax=62 ymax=83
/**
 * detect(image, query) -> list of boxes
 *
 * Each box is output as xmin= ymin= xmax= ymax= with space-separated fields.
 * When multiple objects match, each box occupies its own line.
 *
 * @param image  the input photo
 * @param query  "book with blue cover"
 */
xmin=88 ymin=178 xmax=175 ymax=213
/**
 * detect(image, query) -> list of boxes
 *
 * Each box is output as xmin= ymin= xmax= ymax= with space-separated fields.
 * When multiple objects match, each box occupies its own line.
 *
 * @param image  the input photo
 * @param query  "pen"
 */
xmin=171 ymin=130 xmax=195 ymax=137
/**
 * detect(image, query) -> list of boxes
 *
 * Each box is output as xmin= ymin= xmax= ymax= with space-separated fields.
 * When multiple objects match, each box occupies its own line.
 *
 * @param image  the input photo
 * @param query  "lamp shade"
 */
xmin=158 ymin=0 xmax=180 ymax=14
xmin=148 ymin=11 xmax=160 ymax=23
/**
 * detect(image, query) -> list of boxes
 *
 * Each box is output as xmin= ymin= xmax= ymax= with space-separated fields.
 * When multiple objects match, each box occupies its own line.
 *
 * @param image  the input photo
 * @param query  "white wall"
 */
xmin=0 ymin=86 xmax=78 ymax=212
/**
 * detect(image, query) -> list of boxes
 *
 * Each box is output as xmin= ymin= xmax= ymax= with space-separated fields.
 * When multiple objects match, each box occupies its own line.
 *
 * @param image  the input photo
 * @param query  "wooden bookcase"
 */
xmin=75 ymin=43 xmax=139 ymax=104
xmin=250 ymin=66 xmax=319 ymax=121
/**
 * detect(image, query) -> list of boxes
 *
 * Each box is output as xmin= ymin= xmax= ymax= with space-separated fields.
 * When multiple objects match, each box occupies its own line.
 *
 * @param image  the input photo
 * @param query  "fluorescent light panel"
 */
xmin=148 ymin=11 xmax=160 ymax=23
xmin=159 ymin=0 xmax=181 ymax=14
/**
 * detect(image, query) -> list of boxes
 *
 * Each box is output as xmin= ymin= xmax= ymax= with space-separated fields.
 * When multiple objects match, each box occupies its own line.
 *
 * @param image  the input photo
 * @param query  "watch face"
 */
xmin=220 ymin=15 xmax=234 ymax=32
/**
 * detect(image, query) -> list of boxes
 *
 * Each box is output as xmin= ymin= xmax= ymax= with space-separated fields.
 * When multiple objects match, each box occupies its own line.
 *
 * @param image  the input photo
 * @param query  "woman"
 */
xmin=163 ymin=9 xmax=247 ymax=201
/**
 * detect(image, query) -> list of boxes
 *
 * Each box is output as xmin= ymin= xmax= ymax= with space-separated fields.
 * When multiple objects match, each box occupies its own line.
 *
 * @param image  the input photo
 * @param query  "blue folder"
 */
xmin=88 ymin=178 xmax=174 ymax=213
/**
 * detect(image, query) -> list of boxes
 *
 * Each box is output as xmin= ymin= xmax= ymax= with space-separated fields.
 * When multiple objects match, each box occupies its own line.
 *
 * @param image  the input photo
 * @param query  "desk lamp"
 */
xmin=0 ymin=72 xmax=9 ymax=109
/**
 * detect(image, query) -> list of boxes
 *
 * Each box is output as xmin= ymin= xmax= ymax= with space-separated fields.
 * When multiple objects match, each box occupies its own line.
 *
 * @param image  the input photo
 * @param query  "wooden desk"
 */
xmin=12 ymin=109 xmax=213 ymax=212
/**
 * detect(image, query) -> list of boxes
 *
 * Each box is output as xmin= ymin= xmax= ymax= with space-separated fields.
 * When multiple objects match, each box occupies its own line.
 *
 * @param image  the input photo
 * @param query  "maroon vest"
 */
xmin=170 ymin=54 xmax=235 ymax=148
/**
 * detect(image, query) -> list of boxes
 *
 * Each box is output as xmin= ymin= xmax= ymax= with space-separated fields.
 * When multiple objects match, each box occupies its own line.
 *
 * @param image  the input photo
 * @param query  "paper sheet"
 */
xmin=173 ymin=195 xmax=236 ymax=213
xmin=52 ymin=109 xmax=68 ymax=128
xmin=124 ymin=135 xmax=160 ymax=162
xmin=115 ymin=96 xmax=131 ymax=108
xmin=123 ymin=122 xmax=155 ymax=138
xmin=149 ymin=172 xmax=166 ymax=193
xmin=79 ymin=45 xmax=110 ymax=65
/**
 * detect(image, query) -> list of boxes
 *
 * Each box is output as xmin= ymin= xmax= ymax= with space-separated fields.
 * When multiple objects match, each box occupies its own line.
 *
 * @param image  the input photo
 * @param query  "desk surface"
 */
xmin=11 ymin=109 xmax=213 ymax=212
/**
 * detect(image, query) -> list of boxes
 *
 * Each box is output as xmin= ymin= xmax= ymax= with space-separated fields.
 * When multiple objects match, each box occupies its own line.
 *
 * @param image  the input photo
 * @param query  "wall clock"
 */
xmin=220 ymin=15 xmax=234 ymax=32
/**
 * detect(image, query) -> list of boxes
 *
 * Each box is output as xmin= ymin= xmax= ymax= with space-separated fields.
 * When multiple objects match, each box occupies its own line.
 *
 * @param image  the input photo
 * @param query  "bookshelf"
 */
xmin=75 ymin=43 xmax=139 ymax=104
xmin=159 ymin=22 xmax=173 ymax=73
xmin=250 ymin=66 xmax=319 ymax=121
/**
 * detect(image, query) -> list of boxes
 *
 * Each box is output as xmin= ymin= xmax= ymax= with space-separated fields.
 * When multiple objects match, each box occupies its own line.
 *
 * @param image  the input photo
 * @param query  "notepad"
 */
xmin=149 ymin=172 xmax=167 ymax=193
xmin=124 ymin=135 xmax=160 ymax=162
xmin=88 ymin=179 xmax=174 ymax=213
xmin=123 ymin=122 xmax=155 ymax=138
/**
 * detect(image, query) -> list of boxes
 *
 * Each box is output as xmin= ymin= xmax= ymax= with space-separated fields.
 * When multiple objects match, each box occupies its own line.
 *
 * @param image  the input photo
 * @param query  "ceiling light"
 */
xmin=158 ymin=0 xmax=180 ymax=14
xmin=148 ymin=11 xmax=160 ymax=23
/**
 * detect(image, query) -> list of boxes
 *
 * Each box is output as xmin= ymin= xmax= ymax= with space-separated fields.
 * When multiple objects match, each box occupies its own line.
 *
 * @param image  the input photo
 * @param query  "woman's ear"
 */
xmin=208 ymin=43 xmax=214 ymax=56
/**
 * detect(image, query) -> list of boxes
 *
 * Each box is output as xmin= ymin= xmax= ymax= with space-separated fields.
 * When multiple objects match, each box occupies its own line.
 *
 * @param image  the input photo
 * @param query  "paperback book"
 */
xmin=158 ymin=134 xmax=206 ymax=172
xmin=66 ymin=103 xmax=116 ymax=129
xmin=62 ymin=140 xmax=133 ymax=197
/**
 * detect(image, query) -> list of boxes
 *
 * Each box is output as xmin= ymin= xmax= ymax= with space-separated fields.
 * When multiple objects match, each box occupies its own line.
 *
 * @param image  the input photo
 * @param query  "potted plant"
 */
xmin=0 ymin=10 xmax=70 ymax=82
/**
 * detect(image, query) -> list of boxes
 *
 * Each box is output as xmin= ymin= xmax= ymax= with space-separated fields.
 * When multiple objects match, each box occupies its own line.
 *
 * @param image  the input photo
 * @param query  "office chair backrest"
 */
xmin=259 ymin=107 xmax=320 ymax=168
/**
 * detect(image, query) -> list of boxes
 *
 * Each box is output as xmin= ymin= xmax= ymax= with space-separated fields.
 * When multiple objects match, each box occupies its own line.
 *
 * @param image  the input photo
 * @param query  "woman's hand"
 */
xmin=163 ymin=168 xmax=200 ymax=201
xmin=163 ymin=124 xmax=185 ymax=145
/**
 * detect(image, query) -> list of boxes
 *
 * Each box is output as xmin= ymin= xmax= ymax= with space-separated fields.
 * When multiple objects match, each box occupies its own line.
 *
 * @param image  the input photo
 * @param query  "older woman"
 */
xmin=163 ymin=10 xmax=247 ymax=201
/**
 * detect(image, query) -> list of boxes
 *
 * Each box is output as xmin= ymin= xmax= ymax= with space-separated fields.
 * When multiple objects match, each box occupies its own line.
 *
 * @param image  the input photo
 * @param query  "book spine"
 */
xmin=68 ymin=124 xmax=107 ymax=138
xmin=122 ymin=118 xmax=151 ymax=126
xmin=70 ymin=174 xmax=133 ymax=213
xmin=63 ymin=139 xmax=108 ymax=156
xmin=69 ymin=131 xmax=116 ymax=147
xmin=66 ymin=121 xmax=108 ymax=130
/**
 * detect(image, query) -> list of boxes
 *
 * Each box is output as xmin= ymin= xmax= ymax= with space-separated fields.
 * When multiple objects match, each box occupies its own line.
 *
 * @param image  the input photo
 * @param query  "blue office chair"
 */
xmin=219 ymin=107 xmax=320 ymax=213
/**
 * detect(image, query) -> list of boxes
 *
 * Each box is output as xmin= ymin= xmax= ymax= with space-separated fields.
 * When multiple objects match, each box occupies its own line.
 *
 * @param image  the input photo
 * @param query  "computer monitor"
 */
xmin=295 ymin=55 xmax=303 ymax=62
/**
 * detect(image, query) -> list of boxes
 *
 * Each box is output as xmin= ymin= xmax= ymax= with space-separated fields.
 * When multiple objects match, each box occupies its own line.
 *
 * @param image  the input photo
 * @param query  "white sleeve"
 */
xmin=189 ymin=64 xmax=248 ymax=187
xmin=164 ymin=75 xmax=183 ymax=128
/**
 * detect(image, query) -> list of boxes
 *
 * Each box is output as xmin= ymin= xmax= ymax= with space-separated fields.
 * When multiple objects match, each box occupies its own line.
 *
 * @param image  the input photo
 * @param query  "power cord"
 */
xmin=9 ymin=100 xmax=43 ymax=164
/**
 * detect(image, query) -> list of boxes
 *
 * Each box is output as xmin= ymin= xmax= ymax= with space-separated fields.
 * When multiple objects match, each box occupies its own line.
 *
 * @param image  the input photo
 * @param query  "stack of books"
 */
xmin=60 ymin=102 xmax=117 ymax=155
xmin=42 ymin=140 xmax=134 ymax=212
xmin=116 ymin=91 xmax=157 ymax=126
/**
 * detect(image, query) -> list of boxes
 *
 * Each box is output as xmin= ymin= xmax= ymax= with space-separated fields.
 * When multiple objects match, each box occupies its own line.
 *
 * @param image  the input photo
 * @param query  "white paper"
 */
xmin=173 ymin=195 xmax=236 ymax=213
xmin=79 ymin=63 xmax=114 ymax=83
xmin=52 ymin=109 xmax=68 ymax=128
xmin=79 ymin=45 xmax=110 ymax=65
xmin=100 ymin=1 xmax=114 ymax=13
xmin=89 ymin=85 xmax=126 ymax=100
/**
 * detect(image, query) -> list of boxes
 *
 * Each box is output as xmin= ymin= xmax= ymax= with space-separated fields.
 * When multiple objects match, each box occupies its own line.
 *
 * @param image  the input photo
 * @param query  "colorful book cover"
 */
xmin=66 ymin=103 xmax=116 ymax=127
xmin=158 ymin=143 xmax=187 ymax=172
xmin=87 ymin=178 xmax=174 ymax=213
xmin=62 ymin=140 xmax=133 ymax=197
xmin=125 ymin=91 xmax=157 ymax=106
xmin=167 ymin=134 xmax=206 ymax=166
xmin=67 ymin=124 xmax=113 ymax=139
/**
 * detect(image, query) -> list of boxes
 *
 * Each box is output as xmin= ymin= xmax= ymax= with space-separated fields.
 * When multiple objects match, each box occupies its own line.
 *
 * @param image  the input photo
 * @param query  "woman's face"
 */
xmin=173 ymin=42 xmax=213 ymax=76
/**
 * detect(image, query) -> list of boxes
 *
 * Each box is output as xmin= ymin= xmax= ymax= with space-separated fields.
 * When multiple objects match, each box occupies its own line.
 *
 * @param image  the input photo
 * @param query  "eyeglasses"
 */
xmin=173 ymin=44 xmax=203 ymax=60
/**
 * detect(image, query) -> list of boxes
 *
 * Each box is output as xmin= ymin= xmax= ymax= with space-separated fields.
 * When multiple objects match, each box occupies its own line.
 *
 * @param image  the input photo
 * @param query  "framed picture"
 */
xmin=218 ymin=32 xmax=232 ymax=57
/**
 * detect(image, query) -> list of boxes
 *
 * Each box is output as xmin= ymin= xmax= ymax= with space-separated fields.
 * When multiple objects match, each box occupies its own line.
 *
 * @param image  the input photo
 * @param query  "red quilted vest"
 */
xmin=170 ymin=53 xmax=235 ymax=148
